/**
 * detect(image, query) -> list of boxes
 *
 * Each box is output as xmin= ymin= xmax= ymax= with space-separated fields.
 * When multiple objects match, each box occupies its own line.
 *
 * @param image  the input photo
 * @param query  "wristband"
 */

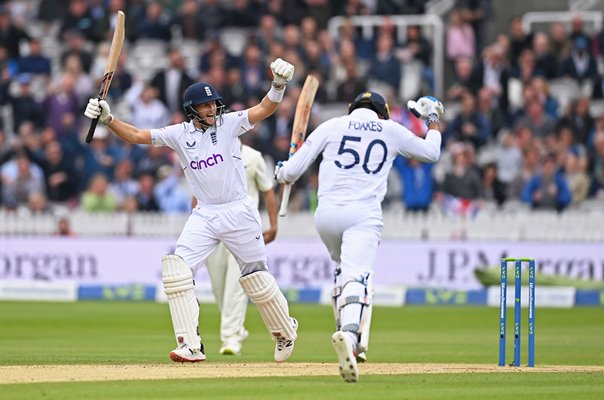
xmin=103 ymin=114 xmax=114 ymax=126
xmin=267 ymin=82 xmax=285 ymax=103
xmin=425 ymin=112 xmax=439 ymax=127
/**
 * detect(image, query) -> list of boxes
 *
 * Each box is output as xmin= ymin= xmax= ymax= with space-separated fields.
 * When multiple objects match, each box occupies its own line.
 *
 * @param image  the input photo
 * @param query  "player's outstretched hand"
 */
xmin=407 ymin=96 xmax=445 ymax=125
xmin=84 ymin=98 xmax=113 ymax=125
xmin=274 ymin=161 xmax=288 ymax=183
xmin=270 ymin=58 xmax=295 ymax=85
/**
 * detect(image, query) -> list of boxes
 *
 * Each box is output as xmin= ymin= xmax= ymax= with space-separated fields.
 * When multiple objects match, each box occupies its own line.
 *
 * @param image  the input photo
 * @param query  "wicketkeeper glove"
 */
xmin=84 ymin=98 xmax=113 ymax=125
xmin=407 ymin=96 xmax=445 ymax=127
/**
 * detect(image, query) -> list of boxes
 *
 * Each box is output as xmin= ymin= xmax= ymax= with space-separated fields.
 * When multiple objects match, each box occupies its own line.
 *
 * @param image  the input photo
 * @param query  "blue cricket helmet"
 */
xmin=182 ymin=82 xmax=225 ymax=126
xmin=348 ymin=91 xmax=390 ymax=120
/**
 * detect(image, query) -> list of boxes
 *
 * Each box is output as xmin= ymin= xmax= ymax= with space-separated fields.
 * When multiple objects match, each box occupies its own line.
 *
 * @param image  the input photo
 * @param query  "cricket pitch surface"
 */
xmin=2 ymin=363 xmax=603 ymax=384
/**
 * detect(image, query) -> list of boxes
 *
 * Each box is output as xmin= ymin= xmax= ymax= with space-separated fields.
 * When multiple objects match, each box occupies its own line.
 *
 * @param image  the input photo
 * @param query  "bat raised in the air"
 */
xmin=85 ymin=11 xmax=125 ymax=143
xmin=279 ymin=74 xmax=319 ymax=217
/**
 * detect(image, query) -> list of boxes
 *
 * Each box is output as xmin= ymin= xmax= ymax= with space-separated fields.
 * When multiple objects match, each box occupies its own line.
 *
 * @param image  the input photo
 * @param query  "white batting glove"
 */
xmin=407 ymin=96 xmax=445 ymax=126
xmin=84 ymin=98 xmax=113 ymax=125
xmin=274 ymin=161 xmax=288 ymax=183
xmin=270 ymin=58 xmax=294 ymax=85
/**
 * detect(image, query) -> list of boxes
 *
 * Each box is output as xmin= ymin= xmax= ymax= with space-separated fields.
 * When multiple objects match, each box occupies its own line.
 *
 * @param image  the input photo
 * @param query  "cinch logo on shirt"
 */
xmin=190 ymin=154 xmax=224 ymax=170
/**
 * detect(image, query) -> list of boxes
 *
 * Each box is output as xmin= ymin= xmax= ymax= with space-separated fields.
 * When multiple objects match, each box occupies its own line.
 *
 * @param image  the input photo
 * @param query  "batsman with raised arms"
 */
xmin=275 ymin=93 xmax=444 ymax=382
xmin=84 ymin=58 xmax=298 ymax=363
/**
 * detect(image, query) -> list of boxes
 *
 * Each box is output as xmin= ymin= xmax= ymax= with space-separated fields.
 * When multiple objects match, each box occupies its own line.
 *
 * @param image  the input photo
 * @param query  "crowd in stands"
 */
xmin=0 ymin=0 xmax=604 ymax=220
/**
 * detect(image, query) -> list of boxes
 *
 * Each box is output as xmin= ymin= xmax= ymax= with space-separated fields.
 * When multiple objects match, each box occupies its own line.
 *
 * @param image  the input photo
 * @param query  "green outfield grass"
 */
xmin=1 ymin=301 xmax=603 ymax=399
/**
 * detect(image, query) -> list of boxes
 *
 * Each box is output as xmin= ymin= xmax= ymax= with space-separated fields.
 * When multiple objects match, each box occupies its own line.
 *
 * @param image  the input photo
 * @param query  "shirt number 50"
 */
xmin=334 ymin=135 xmax=387 ymax=174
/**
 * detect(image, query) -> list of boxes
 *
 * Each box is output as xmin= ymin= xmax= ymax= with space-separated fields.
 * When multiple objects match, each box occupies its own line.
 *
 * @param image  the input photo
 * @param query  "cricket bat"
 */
xmin=85 ymin=11 xmax=125 ymax=143
xmin=279 ymin=74 xmax=319 ymax=217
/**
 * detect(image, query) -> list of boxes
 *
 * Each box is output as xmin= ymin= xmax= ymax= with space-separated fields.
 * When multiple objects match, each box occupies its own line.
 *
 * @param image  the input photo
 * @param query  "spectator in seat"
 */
xmin=447 ymin=56 xmax=481 ymax=100
xmin=60 ymin=29 xmax=92 ymax=73
xmin=17 ymin=38 xmax=51 ymax=76
xmin=559 ymin=37 xmax=598 ymax=85
xmin=173 ymin=0 xmax=206 ymax=41
xmin=39 ymin=140 xmax=78 ymax=204
xmin=511 ymin=48 xmax=538 ymax=85
xmin=1 ymin=152 xmax=45 ymax=208
xmin=569 ymin=15 xmax=591 ymax=51
xmin=531 ymin=76 xmax=559 ymax=119
xmin=446 ymin=9 xmax=475 ymax=66
xmin=223 ymin=0 xmax=260 ymax=28
xmin=532 ymin=32 xmax=557 ymax=80
xmin=368 ymin=32 xmax=401 ymax=94
xmin=457 ymin=0 xmax=492 ymax=56
xmin=515 ymin=98 xmax=556 ymax=139
xmin=481 ymin=162 xmax=507 ymax=206
xmin=81 ymin=173 xmax=117 ymax=212
xmin=448 ymin=93 xmax=491 ymax=149
xmin=400 ymin=25 xmax=433 ymax=90
xmin=42 ymin=72 xmax=81 ymax=136
xmin=335 ymin=61 xmax=366 ymax=102
xmin=126 ymin=83 xmax=171 ymax=130
xmin=81 ymin=126 xmax=119 ymax=189
xmin=477 ymin=87 xmax=506 ymax=140
xmin=508 ymin=15 xmax=533 ymax=66
xmin=137 ymin=1 xmax=172 ymax=42
xmin=441 ymin=143 xmax=482 ymax=200
xmin=521 ymin=153 xmax=571 ymax=211
xmin=556 ymin=97 xmax=594 ymax=146
xmin=0 ymin=6 xmax=30 ymax=60
xmin=394 ymin=156 xmax=434 ymax=213
xmin=154 ymin=164 xmax=191 ymax=213
xmin=135 ymin=172 xmax=160 ymax=212
xmin=150 ymin=47 xmax=195 ymax=114
xmin=549 ymin=21 xmax=572 ymax=63
xmin=109 ymin=159 xmax=138 ymax=208
xmin=495 ymin=129 xmax=523 ymax=191
xmin=9 ymin=74 xmax=44 ymax=129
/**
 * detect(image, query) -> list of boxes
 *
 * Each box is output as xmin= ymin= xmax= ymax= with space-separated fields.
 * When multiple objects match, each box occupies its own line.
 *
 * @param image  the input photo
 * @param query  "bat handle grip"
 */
xmin=85 ymin=116 xmax=100 ymax=144
xmin=279 ymin=183 xmax=292 ymax=217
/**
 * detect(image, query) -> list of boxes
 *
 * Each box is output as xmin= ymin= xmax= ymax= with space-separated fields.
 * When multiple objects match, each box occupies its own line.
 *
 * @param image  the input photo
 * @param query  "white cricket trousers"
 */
xmin=175 ymin=196 xmax=268 ymax=277
xmin=206 ymin=243 xmax=249 ymax=342
xmin=314 ymin=202 xmax=383 ymax=282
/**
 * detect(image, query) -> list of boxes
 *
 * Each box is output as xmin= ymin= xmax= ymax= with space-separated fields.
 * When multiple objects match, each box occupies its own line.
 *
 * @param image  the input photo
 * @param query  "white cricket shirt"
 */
xmin=151 ymin=110 xmax=255 ymax=205
xmin=280 ymin=108 xmax=441 ymax=206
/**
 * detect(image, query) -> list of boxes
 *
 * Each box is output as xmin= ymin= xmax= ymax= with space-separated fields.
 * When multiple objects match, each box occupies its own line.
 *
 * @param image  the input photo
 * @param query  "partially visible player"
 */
xmin=200 ymin=144 xmax=278 ymax=355
xmin=84 ymin=58 xmax=298 ymax=363
xmin=275 ymin=93 xmax=444 ymax=382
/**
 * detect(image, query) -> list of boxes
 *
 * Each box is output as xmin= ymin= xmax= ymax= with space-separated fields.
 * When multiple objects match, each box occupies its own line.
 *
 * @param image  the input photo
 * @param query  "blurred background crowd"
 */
xmin=1 ymin=0 xmax=604 ymax=221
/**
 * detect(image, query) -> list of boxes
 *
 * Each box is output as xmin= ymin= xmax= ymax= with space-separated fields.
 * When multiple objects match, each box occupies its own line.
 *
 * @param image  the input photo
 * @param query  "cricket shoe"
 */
xmin=356 ymin=351 xmax=367 ymax=363
xmin=170 ymin=343 xmax=206 ymax=363
xmin=332 ymin=331 xmax=358 ymax=383
xmin=274 ymin=318 xmax=298 ymax=362
xmin=220 ymin=330 xmax=249 ymax=355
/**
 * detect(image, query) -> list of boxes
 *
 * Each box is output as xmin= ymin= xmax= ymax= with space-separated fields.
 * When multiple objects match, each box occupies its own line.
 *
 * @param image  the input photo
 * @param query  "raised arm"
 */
xmin=84 ymin=98 xmax=152 ymax=145
xmin=248 ymin=58 xmax=294 ymax=125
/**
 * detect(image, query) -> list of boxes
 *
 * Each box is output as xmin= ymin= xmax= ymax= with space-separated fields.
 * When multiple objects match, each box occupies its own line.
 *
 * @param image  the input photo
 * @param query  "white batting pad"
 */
xmin=338 ymin=274 xmax=373 ymax=353
xmin=239 ymin=271 xmax=297 ymax=340
xmin=162 ymin=254 xmax=200 ymax=349
xmin=358 ymin=273 xmax=373 ymax=352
